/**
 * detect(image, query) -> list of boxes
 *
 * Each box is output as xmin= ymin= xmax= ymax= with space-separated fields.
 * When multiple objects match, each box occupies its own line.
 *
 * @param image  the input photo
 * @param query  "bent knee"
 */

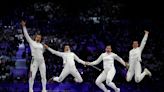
xmin=78 ymin=79 xmax=83 ymax=83
xmin=74 ymin=78 xmax=83 ymax=83
xmin=58 ymin=80 xmax=62 ymax=82
xmin=58 ymin=79 xmax=62 ymax=83
xmin=57 ymin=77 xmax=63 ymax=82
xmin=106 ymin=80 xmax=112 ymax=85
xmin=126 ymin=77 xmax=132 ymax=82
xmin=95 ymin=80 xmax=101 ymax=85
xmin=135 ymin=77 xmax=140 ymax=83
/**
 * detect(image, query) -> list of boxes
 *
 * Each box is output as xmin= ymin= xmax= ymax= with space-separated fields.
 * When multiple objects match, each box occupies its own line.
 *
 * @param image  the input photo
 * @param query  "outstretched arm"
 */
xmin=21 ymin=21 xmax=34 ymax=44
xmin=114 ymin=54 xmax=126 ymax=67
xmin=74 ymin=53 xmax=86 ymax=65
xmin=140 ymin=30 xmax=149 ymax=52
xmin=88 ymin=54 xmax=103 ymax=66
xmin=44 ymin=44 xmax=63 ymax=57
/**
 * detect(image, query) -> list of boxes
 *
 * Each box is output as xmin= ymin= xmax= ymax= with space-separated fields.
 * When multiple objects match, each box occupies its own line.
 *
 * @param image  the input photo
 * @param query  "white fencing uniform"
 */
xmin=47 ymin=47 xmax=85 ymax=83
xmin=89 ymin=52 xmax=126 ymax=92
xmin=126 ymin=33 xmax=151 ymax=83
xmin=22 ymin=27 xmax=47 ymax=92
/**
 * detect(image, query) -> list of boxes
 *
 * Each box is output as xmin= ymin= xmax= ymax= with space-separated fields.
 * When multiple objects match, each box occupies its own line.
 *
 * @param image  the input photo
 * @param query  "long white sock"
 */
xmin=106 ymin=82 xmax=118 ymax=91
xmin=29 ymin=78 xmax=34 ymax=91
xmin=41 ymin=78 xmax=47 ymax=90
xmin=96 ymin=83 xmax=108 ymax=92
xmin=136 ymin=70 xmax=147 ymax=82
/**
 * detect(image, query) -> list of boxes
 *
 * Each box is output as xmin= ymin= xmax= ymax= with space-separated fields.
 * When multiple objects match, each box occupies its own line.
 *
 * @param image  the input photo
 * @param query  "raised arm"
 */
xmin=44 ymin=44 xmax=63 ymax=57
xmin=21 ymin=21 xmax=34 ymax=44
xmin=113 ymin=54 xmax=126 ymax=67
xmin=140 ymin=30 xmax=149 ymax=52
xmin=88 ymin=54 xmax=103 ymax=66
xmin=74 ymin=53 xmax=85 ymax=65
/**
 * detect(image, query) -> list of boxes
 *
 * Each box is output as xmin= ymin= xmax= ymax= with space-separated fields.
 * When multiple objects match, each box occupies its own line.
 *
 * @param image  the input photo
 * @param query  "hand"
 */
xmin=144 ymin=30 xmax=149 ymax=34
xmin=44 ymin=44 xmax=49 ymax=49
xmin=84 ymin=62 xmax=89 ymax=67
xmin=85 ymin=62 xmax=90 ymax=66
xmin=125 ymin=62 xmax=129 ymax=69
xmin=20 ymin=20 xmax=26 ymax=27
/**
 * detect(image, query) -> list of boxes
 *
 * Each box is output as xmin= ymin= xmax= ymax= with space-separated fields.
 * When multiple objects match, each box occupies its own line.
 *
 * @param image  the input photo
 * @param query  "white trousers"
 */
xmin=53 ymin=65 xmax=83 ymax=83
xmin=126 ymin=61 xmax=147 ymax=83
xmin=95 ymin=67 xmax=119 ymax=92
xmin=29 ymin=58 xmax=47 ymax=91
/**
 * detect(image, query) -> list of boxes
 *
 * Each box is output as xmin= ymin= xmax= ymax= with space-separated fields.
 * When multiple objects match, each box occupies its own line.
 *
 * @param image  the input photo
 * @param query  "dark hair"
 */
xmin=63 ymin=43 xmax=71 ymax=49
xmin=133 ymin=40 xmax=138 ymax=42
xmin=63 ymin=44 xmax=71 ymax=51
xmin=63 ymin=43 xmax=70 ymax=47
xmin=106 ymin=45 xmax=112 ymax=48
xmin=34 ymin=33 xmax=42 ymax=41
xmin=132 ymin=40 xmax=139 ymax=44
xmin=35 ymin=32 xmax=42 ymax=36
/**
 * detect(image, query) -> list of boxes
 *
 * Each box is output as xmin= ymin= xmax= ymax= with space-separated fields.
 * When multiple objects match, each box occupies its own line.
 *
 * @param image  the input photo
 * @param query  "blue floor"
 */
xmin=0 ymin=81 xmax=162 ymax=92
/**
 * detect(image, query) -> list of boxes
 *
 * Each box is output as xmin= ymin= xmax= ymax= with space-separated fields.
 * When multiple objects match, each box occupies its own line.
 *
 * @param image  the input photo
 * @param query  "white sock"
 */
xmin=29 ymin=88 xmax=33 ymax=92
xmin=96 ymin=83 xmax=108 ymax=92
xmin=41 ymin=78 xmax=47 ymax=91
xmin=29 ymin=78 xmax=34 ymax=91
xmin=106 ymin=82 xmax=118 ymax=91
